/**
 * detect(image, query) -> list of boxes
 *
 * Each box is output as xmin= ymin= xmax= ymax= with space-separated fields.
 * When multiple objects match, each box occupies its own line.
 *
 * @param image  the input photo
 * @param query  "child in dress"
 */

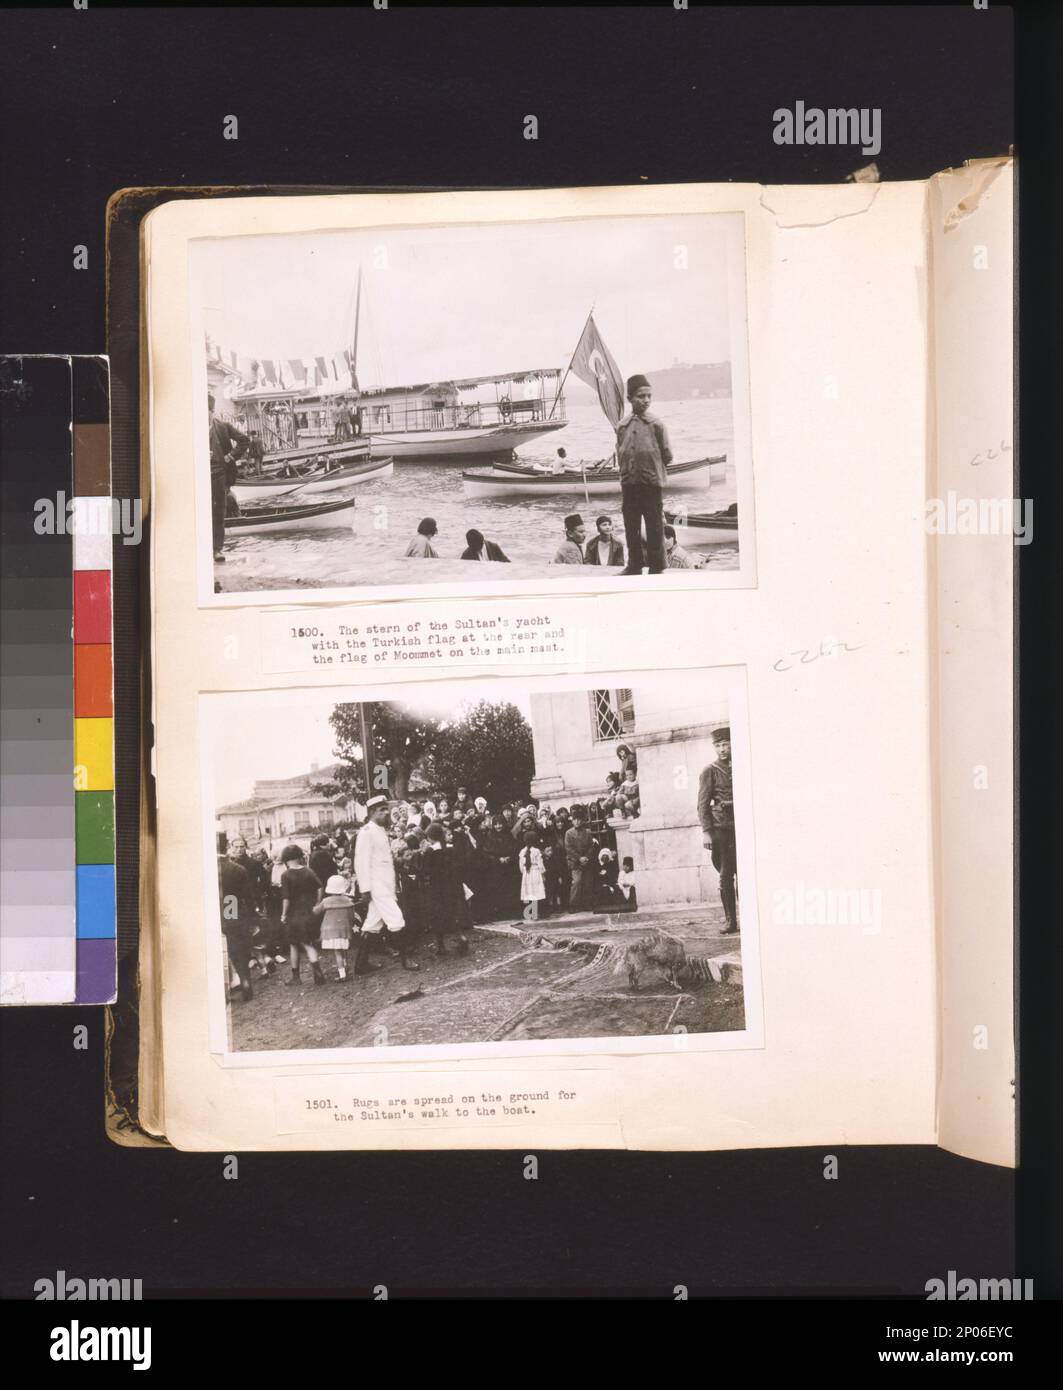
xmin=313 ymin=873 xmax=357 ymax=981
xmin=519 ymin=833 xmax=546 ymax=922
xmin=617 ymin=856 xmax=638 ymax=911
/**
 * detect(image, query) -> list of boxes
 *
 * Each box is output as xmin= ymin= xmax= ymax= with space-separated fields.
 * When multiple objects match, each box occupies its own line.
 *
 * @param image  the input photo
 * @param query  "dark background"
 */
xmin=1 ymin=2 xmax=1059 ymax=1305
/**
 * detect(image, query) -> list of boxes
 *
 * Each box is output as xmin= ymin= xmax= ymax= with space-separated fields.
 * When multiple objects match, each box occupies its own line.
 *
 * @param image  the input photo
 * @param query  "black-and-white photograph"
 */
xmin=204 ymin=670 xmax=759 ymax=1058
xmin=192 ymin=210 xmax=753 ymax=602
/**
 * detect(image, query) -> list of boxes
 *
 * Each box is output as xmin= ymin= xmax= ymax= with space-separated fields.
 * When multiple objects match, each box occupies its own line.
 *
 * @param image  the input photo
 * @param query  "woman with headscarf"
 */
xmin=548 ymin=814 xmax=572 ymax=913
xmin=616 ymin=743 xmax=638 ymax=780
xmin=596 ymin=846 xmax=620 ymax=907
xmin=419 ymin=823 xmax=470 ymax=956
xmin=482 ymin=814 xmax=519 ymax=923
xmin=540 ymin=815 xmax=565 ymax=916
xmin=449 ymin=813 xmax=480 ymax=930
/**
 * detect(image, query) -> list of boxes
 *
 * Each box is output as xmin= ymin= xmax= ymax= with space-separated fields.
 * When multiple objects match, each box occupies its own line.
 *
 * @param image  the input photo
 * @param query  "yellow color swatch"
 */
xmin=74 ymin=717 xmax=114 ymax=791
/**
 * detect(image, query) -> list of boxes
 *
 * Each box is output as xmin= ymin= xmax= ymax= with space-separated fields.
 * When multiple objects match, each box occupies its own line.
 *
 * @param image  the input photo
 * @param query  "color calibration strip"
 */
xmin=0 ymin=356 xmax=116 ymax=1005
xmin=72 ymin=357 xmax=116 ymax=1004
xmin=0 ymin=358 xmax=76 ymax=1003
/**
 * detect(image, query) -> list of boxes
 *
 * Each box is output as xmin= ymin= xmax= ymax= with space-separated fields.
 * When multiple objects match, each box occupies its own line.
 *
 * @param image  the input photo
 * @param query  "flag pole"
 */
xmin=358 ymin=702 xmax=373 ymax=800
xmin=548 ymin=308 xmax=593 ymax=420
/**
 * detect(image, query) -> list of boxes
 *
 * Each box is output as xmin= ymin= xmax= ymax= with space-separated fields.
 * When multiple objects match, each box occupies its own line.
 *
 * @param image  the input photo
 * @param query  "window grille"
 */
xmin=591 ymin=689 xmax=635 ymax=742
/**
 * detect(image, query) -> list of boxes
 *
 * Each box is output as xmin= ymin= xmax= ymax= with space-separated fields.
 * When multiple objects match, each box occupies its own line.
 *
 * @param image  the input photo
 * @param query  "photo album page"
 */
xmin=140 ymin=172 xmax=1014 ymax=1159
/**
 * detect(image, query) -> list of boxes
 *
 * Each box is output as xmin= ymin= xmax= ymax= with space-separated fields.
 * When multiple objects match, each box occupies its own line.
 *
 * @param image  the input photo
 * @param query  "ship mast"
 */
xmin=350 ymin=265 xmax=362 ymax=391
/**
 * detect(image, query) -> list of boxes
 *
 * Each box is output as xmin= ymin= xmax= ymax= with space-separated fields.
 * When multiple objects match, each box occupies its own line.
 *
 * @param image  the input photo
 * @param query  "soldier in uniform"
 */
xmin=697 ymin=726 xmax=738 ymax=934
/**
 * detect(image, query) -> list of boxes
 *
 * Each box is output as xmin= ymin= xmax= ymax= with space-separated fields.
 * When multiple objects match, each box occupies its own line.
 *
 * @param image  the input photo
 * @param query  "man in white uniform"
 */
xmin=353 ymin=795 xmax=420 ymax=972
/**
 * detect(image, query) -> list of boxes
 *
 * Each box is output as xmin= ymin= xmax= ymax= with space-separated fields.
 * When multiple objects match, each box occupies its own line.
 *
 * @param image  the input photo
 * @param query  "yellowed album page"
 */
xmin=143 ymin=180 xmax=953 ymax=1154
xmin=927 ymin=160 xmax=1015 ymax=1167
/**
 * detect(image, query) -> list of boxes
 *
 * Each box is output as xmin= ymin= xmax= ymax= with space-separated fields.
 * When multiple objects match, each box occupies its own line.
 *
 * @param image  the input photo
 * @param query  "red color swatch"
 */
xmin=73 ymin=571 xmax=112 ymax=645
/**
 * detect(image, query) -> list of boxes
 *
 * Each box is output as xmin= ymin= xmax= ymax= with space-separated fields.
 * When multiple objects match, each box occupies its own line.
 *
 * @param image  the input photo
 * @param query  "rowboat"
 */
xmin=262 ymin=438 xmax=373 ymax=469
xmin=224 ymin=498 xmax=355 ymax=536
xmin=664 ymin=505 xmax=739 ymax=548
xmin=490 ymin=453 xmax=726 ymax=477
xmin=461 ymin=454 xmax=724 ymax=499
xmin=231 ymin=455 xmax=393 ymax=502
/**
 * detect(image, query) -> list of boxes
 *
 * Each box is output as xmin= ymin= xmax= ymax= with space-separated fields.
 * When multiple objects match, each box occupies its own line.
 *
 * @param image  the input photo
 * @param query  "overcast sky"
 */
xmin=192 ymin=212 xmax=737 ymax=389
xmin=212 ymin=690 xmax=533 ymax=807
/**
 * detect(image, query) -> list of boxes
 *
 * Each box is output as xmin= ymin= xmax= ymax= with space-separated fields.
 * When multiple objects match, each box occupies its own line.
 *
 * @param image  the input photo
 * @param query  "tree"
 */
xmin=327 ymin=702 xmax=444 ymax=803
xmin=324 ymin=699 xmax=535 ymax=807
xmin=421 ymin=700 xmax=534 ymax=807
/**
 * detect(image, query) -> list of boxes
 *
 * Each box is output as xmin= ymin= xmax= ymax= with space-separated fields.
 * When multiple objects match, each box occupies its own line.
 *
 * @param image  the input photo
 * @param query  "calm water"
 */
xmin=220 ymin=397 xmax=737 ymax=588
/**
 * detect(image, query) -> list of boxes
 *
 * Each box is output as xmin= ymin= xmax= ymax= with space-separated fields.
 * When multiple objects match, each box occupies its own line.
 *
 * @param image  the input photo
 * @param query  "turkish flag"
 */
xmin=569 ymin=314 xmax=625 ymax=427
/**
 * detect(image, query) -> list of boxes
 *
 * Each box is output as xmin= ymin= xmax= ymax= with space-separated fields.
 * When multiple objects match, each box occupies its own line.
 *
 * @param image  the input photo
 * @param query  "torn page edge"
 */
xmin=758 ymin=183 xmax=881 ymax=230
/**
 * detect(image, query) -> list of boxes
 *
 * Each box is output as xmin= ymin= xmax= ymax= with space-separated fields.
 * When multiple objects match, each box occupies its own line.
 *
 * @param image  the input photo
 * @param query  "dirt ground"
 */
xmin=231 ymin=932 xmax=519 ymax=1053
xmin=228 ymin=904 xmax=745 ymax=1053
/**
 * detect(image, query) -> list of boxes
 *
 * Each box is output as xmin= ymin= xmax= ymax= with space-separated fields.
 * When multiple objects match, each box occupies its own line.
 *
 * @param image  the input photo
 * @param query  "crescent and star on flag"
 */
xmin=568 ymin=311 xmax=626 ymax=429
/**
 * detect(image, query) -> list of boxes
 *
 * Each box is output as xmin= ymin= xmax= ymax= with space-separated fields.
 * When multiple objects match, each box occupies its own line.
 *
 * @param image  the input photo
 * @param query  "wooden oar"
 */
xmin=238 ymin=482 xmax=305 ymax=504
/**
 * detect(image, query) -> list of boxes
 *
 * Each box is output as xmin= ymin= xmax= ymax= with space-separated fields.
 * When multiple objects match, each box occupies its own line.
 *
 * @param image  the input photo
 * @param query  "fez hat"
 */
xmin=626 ymin=374 xmax=651 ymax=396
xmin=564 ymin=513 xmax=584 ymax=531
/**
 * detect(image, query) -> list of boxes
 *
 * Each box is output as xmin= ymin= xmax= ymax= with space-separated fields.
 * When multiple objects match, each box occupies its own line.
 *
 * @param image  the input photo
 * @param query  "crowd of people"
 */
xmin=217 ymin=746 xmax=644 ymax=1004
xmin=219 ymin=728 xmax=740 ymax=1006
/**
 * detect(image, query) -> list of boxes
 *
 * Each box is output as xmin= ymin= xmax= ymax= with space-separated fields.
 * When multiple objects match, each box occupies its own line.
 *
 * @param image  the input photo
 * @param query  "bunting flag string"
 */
xmin=205 ymin=343 xmax=356 ymax=395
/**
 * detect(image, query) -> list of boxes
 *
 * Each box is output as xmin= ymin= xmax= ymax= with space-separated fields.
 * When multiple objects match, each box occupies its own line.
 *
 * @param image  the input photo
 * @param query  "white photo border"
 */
xmin=187 ymin=209 xmax=756 ymax=607
xmin=199 ymin=664 xmax=763 ymax=1067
